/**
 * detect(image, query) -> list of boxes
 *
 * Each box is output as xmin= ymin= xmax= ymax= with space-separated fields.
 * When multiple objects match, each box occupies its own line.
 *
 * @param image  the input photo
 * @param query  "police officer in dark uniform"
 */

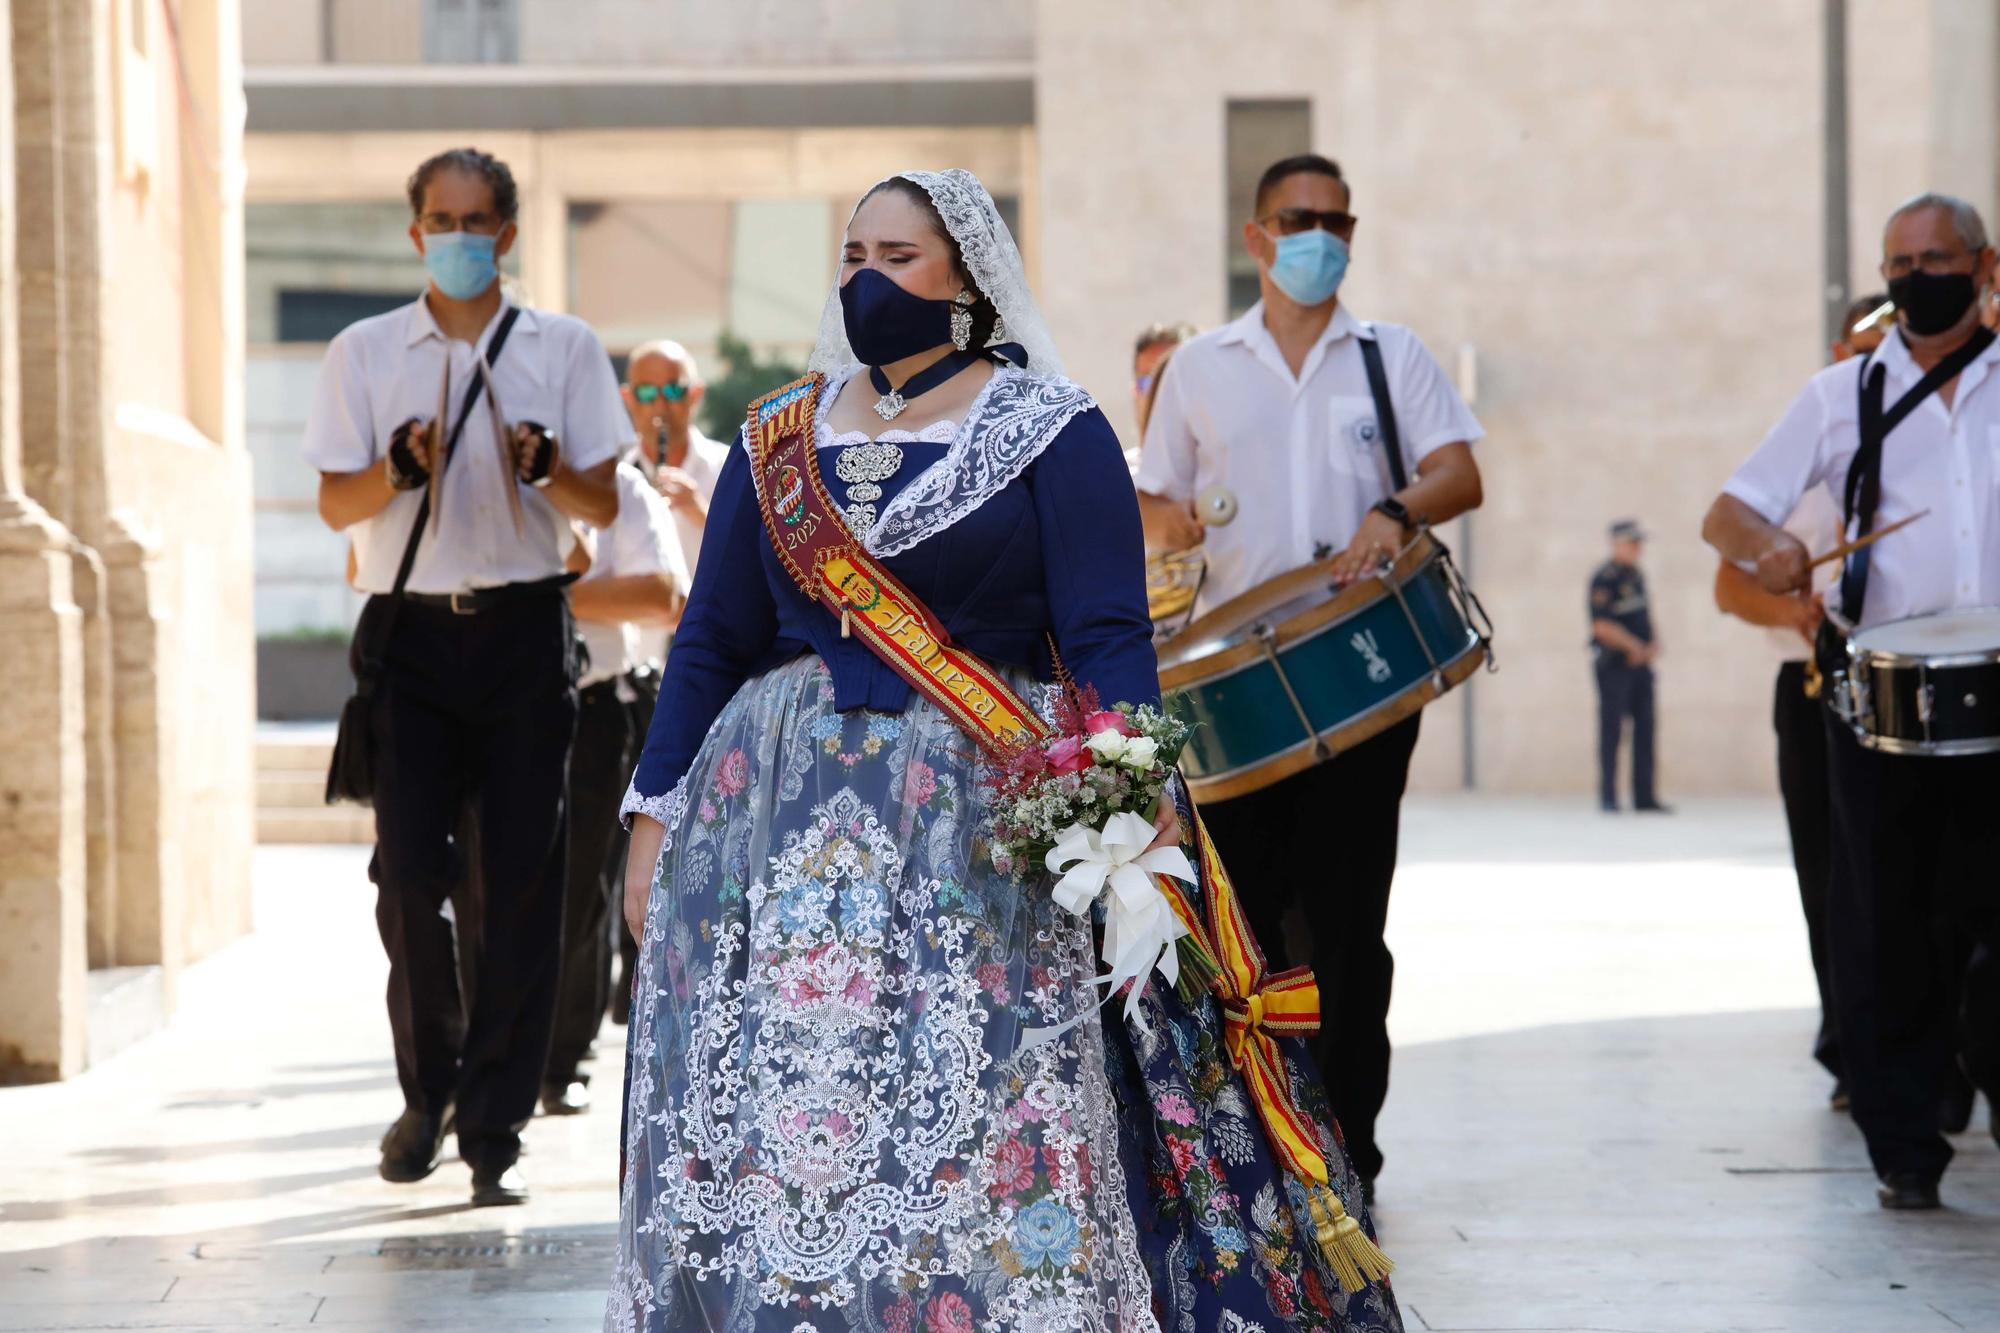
xmin=1590 ymin=519 xmax=1670 ymax=813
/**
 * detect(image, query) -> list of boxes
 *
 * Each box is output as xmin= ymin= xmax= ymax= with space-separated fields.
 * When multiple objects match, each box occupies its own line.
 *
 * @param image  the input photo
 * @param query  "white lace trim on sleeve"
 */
xmin=620 ymin=771 xmax=690 ymax=834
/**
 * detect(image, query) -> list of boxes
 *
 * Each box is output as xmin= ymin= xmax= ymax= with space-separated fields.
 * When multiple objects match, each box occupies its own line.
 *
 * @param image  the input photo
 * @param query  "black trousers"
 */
xmin=1197 ymin=713 xmax=1422 ymax=1184
xmin=1595 ymin=659 xmax=1656 ymax=807
xmin=1823 ymin=710 xmax=2000 ymax=1181
xmin=544 ymin=677 xmax=639 ymax=1087
xmin=1773 ymin=661 xmax=1839 ymax=1081
xmin=363 ymin=590 xmax=578 ymax=1169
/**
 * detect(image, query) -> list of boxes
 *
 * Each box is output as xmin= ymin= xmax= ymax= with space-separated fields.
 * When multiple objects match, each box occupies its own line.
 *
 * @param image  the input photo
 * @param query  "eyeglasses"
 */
xmin=1257 ymin=207 xmax=1357 ymax=240
xmin=632 ymin=383 xmax=689 ymax=404
xmin=418 ymin=212 xmax=507 ymax=236
xmin=1882 ymin=248 xmax=1975 ymax=279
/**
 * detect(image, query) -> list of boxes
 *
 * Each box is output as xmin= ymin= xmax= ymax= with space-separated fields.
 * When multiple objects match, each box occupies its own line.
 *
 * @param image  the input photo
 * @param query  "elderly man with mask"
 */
xmin=1705 ymin=193 xmax=2000 ymax=1210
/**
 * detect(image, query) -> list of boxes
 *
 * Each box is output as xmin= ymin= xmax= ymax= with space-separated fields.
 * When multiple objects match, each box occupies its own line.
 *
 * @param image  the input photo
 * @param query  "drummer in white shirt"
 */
xmin=1136 ymin=152 xmax=1485 ymax=1198
xmin=541 ymin=460 xmax=687 ymax=1115
xmin=1705 ymin=193 xmax=2000 ymax=1210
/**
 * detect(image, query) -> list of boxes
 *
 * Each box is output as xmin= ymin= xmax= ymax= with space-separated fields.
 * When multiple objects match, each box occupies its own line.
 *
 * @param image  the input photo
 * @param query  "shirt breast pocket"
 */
xmin=1328 ymin=393 xmax=1390 ymax=480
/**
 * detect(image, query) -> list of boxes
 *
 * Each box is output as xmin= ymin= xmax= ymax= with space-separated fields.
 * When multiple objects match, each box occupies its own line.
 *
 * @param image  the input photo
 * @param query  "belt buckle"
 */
xmin=449 ymin=591 xmax=475 ymax=616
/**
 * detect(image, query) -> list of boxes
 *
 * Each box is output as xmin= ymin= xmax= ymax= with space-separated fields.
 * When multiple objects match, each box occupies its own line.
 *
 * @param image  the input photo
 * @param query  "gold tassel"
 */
xmin=840 ymin=607 xmax=851 ymax=639
xmin=1306 ymin=1183 xmax=1394 ymax=1293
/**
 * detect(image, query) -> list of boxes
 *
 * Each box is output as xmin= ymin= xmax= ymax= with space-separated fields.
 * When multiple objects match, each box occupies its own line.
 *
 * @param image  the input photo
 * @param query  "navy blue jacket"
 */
xmin=628 ymin=400 xmax=1158 ymax=804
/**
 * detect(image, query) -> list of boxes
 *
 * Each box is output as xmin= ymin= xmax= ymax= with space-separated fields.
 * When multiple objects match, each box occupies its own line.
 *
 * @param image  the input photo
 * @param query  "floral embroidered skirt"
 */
xmin=606 ymin=657 xmax=1401 ymax=1333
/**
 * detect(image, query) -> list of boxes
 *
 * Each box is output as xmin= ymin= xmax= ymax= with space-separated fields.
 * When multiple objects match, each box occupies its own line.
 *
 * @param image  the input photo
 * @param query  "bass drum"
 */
xmin=1156 ymin=530 xmax=1492 ymax=803
xmin=1833 ymin=607 xmax=2000 ymax=756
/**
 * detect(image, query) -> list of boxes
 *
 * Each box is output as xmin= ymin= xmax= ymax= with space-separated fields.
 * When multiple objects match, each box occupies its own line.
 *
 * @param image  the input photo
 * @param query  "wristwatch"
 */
xmin=1371 ymin=496 xmax=1412 ymax=528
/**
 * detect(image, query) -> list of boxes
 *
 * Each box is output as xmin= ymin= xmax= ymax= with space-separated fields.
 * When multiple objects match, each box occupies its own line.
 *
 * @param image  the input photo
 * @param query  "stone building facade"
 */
xmin=0 ymin=0 xmax=251 ymax=1081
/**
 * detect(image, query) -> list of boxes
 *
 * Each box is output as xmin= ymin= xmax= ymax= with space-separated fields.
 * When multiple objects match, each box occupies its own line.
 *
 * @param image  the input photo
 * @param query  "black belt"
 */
xmin=403 ymin=574 xmax=576 ymax=616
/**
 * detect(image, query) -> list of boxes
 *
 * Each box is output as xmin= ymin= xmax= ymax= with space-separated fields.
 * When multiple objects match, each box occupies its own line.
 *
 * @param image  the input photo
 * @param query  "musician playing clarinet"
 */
xmin=1704 ymin=192 xmax=2000 ymax=1211
xmin=1135 ymin=153 xmax=1485 ymax=1200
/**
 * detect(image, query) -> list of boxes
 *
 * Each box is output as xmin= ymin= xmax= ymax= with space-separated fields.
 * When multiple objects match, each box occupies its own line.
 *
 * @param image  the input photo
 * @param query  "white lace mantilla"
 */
xmin=803 ymin=366 xmax=1096 ymax=559
xmin=809 ymin=168 xmax=1064 ymax=381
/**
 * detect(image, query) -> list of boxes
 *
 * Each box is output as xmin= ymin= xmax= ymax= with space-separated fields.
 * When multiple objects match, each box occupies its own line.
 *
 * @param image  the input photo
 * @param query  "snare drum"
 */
xmin=1146 ymin=548 xmax=1207 ymax=639
xmin=1156 ymin=529 xmax=1493 ymax=802
xmin=1832 ymin=608 xmax=2000 ymax=756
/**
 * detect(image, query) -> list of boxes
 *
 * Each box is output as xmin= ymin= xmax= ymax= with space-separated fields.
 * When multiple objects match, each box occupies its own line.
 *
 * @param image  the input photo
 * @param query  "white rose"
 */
xmin=1084 ymin=730 xmax=1129 ymax=764
xmin=1118 ymin=735 xmax=1159 ymax=769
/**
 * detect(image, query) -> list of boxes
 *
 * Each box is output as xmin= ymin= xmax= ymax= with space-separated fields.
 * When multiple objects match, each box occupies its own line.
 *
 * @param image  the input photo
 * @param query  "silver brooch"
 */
xmin=835 ymin=440 xmax=903 ymax=533
xmin=872 ymin=390 xmax=907 ymax=421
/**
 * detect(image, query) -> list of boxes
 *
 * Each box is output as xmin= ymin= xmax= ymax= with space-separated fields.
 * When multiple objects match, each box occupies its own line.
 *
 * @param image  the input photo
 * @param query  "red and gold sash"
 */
xmin=746 ymin=374 xmax=1045 ymax=754
xmin=744 ymin=373 xmax=1389 ymax=1291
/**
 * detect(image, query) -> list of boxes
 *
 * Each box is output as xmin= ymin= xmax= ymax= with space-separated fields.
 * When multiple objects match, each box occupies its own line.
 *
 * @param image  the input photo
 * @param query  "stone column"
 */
xmin=0 ymin=0 xmax=89 ymax=1082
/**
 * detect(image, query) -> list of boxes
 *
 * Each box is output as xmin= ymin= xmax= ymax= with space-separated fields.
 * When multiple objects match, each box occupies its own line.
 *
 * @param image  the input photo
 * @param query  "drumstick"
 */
xmin=1808 ymin=509 xmax=1929 ymax=570
xmin=426 ymin=358 xmax=450 ymax=535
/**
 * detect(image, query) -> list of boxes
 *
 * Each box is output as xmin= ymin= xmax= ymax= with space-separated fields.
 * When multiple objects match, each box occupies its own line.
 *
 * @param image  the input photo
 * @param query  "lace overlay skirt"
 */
xmin=607 ymin=656 xmax=1404 ymax=1333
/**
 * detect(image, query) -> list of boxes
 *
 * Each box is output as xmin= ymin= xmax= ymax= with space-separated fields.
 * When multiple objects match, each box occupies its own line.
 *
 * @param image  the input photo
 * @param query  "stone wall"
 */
xmin=0 ymin=0 xmax=250 ymax=1081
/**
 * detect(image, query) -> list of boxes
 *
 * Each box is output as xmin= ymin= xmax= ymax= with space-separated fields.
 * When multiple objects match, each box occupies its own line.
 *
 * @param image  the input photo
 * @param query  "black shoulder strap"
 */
xmin=387 ymin=305 xmax=523 ymax=598
xmin=1358 ymin=328 xmax=1409 ymax=492
xmin=1839 ymin=325 xmax=1994 ymax=620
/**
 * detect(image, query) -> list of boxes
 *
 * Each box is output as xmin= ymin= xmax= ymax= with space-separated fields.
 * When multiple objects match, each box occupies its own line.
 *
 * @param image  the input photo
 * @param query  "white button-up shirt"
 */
xmin=1136 ymin=301 xmax=1484 ymax=613
xmin=1725 ymin=327 xmax=2000 ymax=631
xmin=303 ymin=296 xmax=632 ymax=595
xmin=575 ymin=461 xmax=686 ymax=689
xmin=631 ymin=426 xmax=730 ymax=668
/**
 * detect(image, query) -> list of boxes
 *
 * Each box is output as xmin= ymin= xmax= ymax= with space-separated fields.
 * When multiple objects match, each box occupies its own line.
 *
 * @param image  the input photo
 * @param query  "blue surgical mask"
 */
xmin=1264 ymin=228 xmax=1349 ymax=306
xmin=422 ymin=231 xmax=500 ymax=301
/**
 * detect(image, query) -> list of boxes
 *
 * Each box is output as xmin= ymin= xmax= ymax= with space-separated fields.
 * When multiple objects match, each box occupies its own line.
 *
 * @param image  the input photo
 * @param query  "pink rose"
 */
xmin=903 ymin=762 xmax=937 ymax=806
xmin=976 ymin=961 xmax=1012 ymax=1005
xmin=715 ymin=748 xmax=749 ymax=797
xmin=1045 ymin=735 xmax=1090 ymax=774
xmin=988 ymin=1137 xmax=1037 ymax=1196
xmin=1085 ymin=709 xmax=1136 ymax=737
xmin=885 ymin=1298 xmax=917 ymax=1333
xmin=926 ymin=1291 xmax=974 ymax=1333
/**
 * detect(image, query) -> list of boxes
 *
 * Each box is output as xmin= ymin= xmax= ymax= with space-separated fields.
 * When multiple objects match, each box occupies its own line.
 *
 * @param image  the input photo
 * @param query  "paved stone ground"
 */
xmin=1 ymin=798 xmax=1994 ymax=1331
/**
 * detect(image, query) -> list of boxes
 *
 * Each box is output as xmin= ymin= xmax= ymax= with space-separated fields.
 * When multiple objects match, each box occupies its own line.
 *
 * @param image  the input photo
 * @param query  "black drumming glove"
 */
xmin=384 ymin=417 xmax=431 ymax=491
xmin=514 ymin=420 xmax=561 ymax=488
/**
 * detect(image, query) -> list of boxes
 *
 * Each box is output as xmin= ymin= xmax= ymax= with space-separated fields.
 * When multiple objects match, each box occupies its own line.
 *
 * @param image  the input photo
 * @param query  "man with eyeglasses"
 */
xmin=1705 ymin=192 xmax=2000 ymax=1210
xmin=1135 ymin=152 xmax=1485 ymax=1200
xmin=305 ymin=145 xmax=626 ymax=1207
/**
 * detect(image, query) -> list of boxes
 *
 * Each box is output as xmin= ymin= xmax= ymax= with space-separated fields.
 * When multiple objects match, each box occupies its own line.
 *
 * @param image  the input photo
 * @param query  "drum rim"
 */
xmin=1856 ymin=731 xmax=2000 ymax=758
xmin=1850 ymin=604 xmax=2000 ymax=669
xmin=1156 ymin=532 xmax=1442 ymax=681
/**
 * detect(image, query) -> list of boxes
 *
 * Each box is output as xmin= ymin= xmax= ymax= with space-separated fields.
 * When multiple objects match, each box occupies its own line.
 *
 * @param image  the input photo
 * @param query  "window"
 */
xmin=425 ymin=0 xmax=518 ymax=63
xmin=1224 ymin=99 xmax=1312 ymax=317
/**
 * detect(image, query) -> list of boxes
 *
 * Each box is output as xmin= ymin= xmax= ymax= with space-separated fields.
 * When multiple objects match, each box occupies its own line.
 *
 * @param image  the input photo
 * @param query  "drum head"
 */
xmin=1853 ymin=607 xmax=2000 ymax=657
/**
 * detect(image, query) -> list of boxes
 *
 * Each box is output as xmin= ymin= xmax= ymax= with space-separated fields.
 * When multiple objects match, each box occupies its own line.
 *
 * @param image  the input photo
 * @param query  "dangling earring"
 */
xmin=949 ymin=290 xmax=976 ymax=351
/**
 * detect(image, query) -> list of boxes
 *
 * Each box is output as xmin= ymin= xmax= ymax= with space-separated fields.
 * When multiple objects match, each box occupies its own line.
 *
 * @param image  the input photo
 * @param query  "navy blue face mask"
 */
xmin=840 ymin=267 xmax=955 ymax=366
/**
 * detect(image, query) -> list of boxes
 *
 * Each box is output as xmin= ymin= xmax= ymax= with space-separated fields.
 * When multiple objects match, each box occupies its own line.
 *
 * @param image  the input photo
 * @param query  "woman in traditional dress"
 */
xmin=607 ymin=168 xmax=1399 ymax=1333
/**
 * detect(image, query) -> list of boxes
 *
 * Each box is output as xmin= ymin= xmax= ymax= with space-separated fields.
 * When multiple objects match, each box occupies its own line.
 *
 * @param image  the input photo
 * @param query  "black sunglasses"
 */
xmin=1257 ymin=207 xmax=1358 ymax=240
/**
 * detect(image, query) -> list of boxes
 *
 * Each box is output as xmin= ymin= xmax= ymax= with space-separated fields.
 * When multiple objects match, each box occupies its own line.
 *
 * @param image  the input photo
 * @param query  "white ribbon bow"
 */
xmin=1028 ymin=810 xmax=1194 ymax=1042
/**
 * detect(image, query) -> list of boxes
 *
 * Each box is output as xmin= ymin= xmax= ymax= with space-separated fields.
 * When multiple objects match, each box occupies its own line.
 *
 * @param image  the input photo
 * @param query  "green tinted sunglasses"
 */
xmin=632 ymin=383 xmax=689 ymax=404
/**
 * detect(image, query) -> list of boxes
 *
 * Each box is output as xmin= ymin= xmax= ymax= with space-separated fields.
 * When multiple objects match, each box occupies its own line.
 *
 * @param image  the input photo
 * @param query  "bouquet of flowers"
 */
xmin=983 ymin=681 xmax=1216 ymax=1032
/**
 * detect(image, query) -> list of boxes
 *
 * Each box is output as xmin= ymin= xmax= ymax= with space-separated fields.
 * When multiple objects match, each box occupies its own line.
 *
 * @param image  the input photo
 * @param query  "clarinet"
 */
xmin=646 ymin=416 xmax=666 ymax=483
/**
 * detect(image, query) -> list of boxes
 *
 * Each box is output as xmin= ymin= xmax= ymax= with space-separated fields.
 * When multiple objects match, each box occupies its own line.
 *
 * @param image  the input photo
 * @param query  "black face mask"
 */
xmin=839 ymin=268 xmax=954 ymax=366
xmin=1888 ymin=269 xmax=1978 ymax=337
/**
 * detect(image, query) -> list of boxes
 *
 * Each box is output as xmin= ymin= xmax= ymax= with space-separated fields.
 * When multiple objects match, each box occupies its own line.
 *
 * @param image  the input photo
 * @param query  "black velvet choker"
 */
xmin=867 ymin=351 xmax=983 ymax=423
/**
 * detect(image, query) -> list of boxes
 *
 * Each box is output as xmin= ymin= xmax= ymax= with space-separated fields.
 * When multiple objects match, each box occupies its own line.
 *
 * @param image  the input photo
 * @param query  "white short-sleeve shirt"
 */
xmin=303 ymin=296 xmax=634 ymax=595
xmin=1724 ymin=327 xmax=2000 ymax=631
xmin=575 ymin=461 xmax=686 ymax=688
xmin=1136 ymin=301 xmax=1483 ymax=613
